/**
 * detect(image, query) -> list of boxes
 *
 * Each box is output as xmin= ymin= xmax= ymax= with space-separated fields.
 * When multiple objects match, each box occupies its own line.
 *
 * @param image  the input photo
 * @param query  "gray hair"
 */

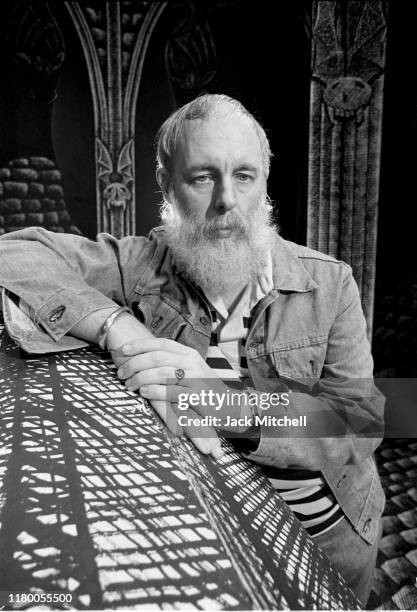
xmin=155 ymin=94 xmax=272 ymax=179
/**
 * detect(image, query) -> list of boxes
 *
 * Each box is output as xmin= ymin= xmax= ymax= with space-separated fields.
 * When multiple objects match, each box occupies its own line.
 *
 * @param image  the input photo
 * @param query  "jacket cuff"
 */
xmin=34 ymin=287 xmax=118 ymax=340
xmin=2 ymin=288 xmax=115 ymax=354
xmin=243 ymin=400 xmax=292 ymax=466
xmin=244 ymin=431 xmax=291 ymax=466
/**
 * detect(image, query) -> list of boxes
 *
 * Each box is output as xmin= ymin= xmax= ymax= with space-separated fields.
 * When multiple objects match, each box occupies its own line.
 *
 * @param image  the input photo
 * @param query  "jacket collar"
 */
xmin=270 ymin=234 xmax=318 ymax=293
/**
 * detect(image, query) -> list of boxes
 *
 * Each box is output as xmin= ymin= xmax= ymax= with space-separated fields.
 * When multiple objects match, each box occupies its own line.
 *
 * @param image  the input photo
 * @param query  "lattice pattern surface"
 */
xmin=0 ymin=321 xmax=360 ymax=610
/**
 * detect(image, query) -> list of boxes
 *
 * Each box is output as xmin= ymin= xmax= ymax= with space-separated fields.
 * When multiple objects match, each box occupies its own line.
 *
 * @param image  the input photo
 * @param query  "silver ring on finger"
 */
xmin=174 ymin=368 xmax=185 ymax=385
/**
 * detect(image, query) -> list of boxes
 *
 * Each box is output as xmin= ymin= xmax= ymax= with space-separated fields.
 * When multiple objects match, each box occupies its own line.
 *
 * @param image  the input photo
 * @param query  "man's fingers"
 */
xmin=139 ymin=383 xmax=188 ymax=403
xmin=187 ymin=436 xmax=224 ymax=460
xmin=121 ymin=338 xmax=192 ymax=356
xmin=148 ymin=400 xmax=183 ymax=436
xmin=210 ymin=439 xmax=225 ymax=461
xmin=139 ymin=384 xmax=209 ymax=418
xmin=123 ymin=366 xmax=171 ymax=390
xmin=168 ymin=385 xmax=211 ymax=416
xmin=182 ymin=409 xmax=224 ymax=460
xmin=110 ymin=348 xmax=130 ymax=367
xmin=142 ymin=394 xmax=224 ymax=461
xmin=118 ymin=355 xmax=187 ymax=381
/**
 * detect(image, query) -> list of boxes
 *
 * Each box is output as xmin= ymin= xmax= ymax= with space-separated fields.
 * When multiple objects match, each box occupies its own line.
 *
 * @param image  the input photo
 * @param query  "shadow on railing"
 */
xmin=0 ymin=327 xmax=360 ymax=610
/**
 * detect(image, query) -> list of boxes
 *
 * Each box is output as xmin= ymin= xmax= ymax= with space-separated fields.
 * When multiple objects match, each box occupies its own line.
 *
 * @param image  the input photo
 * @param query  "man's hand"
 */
xmin=110 ymin=330 xmax=224 ymax=460
xmin=71 ymin=309 xmax=223 ymax=459
xmin=115 ymin=338 xmax=253 ymax=433
xmin=112 ymin=343 xmax=223 ymax=459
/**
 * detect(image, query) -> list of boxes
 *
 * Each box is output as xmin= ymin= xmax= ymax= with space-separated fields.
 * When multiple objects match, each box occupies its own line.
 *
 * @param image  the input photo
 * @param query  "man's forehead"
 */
xmin=173 ymin=113 xmax=262 ymax=168
xmin=179 ymin=113 xmax=258 ymax=144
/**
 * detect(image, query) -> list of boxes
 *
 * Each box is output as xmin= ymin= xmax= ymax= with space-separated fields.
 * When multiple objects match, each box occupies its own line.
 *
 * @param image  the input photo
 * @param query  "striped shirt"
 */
xmin=203 ymin=263 xmax=344 ymax=538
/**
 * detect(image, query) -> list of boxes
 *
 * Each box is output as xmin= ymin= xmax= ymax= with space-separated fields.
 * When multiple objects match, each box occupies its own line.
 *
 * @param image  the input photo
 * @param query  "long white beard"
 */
xmin=160 ymin=196 xmax=277 ymax=296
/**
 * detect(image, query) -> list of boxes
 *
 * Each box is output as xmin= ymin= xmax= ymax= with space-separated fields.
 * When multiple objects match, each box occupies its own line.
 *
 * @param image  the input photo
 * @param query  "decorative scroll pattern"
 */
xmin=0 ymin=321 xmax=360 ymax=609
xmin=65 ymin=2 xmax=167 ymax=238
xmin=307 ymin=1 xmax=388 ymax=338
xmin=6 ymin=0 xmax=65 ymax=104
xmin=165 ymin=2 xmax=218 ymax=91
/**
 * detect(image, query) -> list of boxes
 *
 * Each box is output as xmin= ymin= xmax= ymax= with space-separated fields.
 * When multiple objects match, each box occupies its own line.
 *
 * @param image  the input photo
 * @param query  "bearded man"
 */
xmin=0 ymin=94 xmax=384 ymax=605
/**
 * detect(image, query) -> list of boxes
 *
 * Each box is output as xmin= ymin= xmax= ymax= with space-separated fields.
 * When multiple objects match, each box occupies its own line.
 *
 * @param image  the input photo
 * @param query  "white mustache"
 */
xmin=202 ymin=213 xmax=247 ymax=238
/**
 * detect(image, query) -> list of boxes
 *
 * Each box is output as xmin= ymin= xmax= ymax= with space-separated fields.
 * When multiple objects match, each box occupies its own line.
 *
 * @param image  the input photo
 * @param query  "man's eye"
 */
xmin=192 ymin=175 xmax=212 ymax=184
xmin=235 ymin=173 xmax=252 ymax=182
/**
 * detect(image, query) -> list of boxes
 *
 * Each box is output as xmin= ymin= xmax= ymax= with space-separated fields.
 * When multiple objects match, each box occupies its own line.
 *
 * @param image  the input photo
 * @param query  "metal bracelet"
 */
xmin=97 ymin=306 xmax=133 ymax=351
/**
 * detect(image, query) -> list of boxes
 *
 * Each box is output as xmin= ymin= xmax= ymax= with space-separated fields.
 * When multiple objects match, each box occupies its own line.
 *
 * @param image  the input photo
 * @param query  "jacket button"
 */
xmin=49 ymin=305 xmax=65 ymax=322
xmin=363 ymin=518 xmax=372 ymax=533
xmin=151 ymin=319 xmax=160 ymax=329
xmin=200 ymin=316 xmax=209 ymax=326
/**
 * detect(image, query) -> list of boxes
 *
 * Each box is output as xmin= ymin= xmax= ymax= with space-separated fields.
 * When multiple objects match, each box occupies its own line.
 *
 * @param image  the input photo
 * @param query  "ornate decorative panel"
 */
xmin=65 ymin=2 xmax=167 ymax=238
xmin=308 ymin=1 xmax=388 ymax=338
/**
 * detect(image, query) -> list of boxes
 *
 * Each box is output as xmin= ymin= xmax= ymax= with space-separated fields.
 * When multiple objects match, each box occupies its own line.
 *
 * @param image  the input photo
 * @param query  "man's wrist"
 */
xmin=69 ymin=306 xmax=119 ymax=345
xmin=106 ymin=311 xmax=153 ymax=352
xmin=97 ymin=306 xmax=133 ymax=350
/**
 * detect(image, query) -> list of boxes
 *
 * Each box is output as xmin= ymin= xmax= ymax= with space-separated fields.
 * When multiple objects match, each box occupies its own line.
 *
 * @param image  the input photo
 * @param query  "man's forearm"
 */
xmin=0 ymin=228 xmax=149 ymax=346
xmin=70 ymin=308 xmax=153 ymax=350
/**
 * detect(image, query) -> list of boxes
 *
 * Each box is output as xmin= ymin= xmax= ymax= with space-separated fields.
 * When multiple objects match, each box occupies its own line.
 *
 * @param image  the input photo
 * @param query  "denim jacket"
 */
xmin=0 ymin=226 xmax=385 ymax=544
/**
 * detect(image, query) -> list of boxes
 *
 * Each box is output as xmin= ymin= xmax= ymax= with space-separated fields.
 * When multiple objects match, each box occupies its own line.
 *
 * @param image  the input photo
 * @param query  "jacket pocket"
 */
xmin=131 ymin=295 xmax=186 ymax=340
xmin=271 ymin=336 xmax=328 ymax=386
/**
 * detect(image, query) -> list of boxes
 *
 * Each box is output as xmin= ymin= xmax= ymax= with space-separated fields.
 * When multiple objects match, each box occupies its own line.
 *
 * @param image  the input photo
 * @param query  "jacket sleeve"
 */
xmin=0 ymin=227 xmax=150 ymax=351
xmin=245 ymin=266 xmax=384 ymax=470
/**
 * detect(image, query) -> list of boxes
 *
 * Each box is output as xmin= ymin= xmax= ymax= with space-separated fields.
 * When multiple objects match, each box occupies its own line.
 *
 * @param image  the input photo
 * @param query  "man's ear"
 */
xmin=156 ymin=168 xmax=172 ymax=201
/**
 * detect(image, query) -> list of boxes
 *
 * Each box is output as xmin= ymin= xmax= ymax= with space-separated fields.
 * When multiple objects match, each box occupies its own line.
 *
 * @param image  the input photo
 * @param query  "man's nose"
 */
xmin=214 ymin=177 xmax=236 ymax=213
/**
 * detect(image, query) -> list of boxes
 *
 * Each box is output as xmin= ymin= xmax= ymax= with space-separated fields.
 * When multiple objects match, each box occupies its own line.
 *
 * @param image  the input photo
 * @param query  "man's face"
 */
xmin=167 ymin=113 xmax=265 ymax=238
xmin=159 ymin=111 xmax=275 ymax=295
